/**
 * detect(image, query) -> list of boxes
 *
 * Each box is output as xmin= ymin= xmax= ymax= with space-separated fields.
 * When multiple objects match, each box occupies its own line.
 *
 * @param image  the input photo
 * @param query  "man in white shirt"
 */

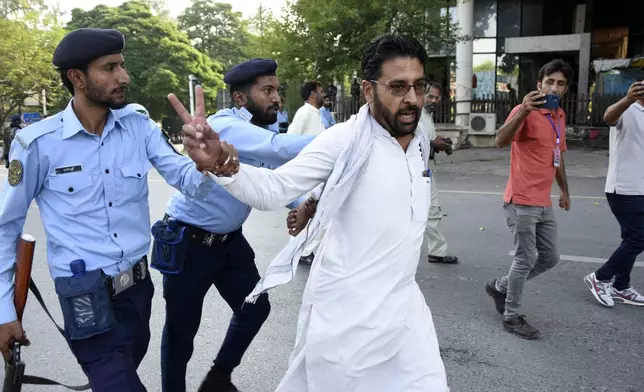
xmin=182 ymin=33 xmax=449 ymax=392
xmin=288 ymin=80 xmax=327 ymax=264
xmin=585 ymin=80 xmax=644 ymax=307
xmin=418 ymin=83 xmax=458 ymax=264
xmin=287 ymin=81 xmax=326 ymax=136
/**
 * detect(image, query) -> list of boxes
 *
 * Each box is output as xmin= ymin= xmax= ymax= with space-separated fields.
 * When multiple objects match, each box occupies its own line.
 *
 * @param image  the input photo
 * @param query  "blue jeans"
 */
xmin=66 ymin=274 xmax=154 ymax=392
xmin=160 ymin=231 xmax=270 ymax=392
xmin=596 ymin=193 xmax=644 ymax=290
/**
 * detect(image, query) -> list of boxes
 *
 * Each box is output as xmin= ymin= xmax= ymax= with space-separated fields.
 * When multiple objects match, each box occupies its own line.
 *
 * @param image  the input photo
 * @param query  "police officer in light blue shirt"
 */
xmin=0 ymin=28 xmax=233 ymax=392
xmin=156 ymin=59 xmax=315 ymax=392
xmin=320 ymin=94 xmax=337 ymax=129
xmin=269 ymin=96 xmax=289 ymax=133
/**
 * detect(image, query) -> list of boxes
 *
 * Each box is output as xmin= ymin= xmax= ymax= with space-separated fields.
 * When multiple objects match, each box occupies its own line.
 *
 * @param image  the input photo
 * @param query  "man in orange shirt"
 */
xmin=485 ymin=59 xmax=572 ymax=339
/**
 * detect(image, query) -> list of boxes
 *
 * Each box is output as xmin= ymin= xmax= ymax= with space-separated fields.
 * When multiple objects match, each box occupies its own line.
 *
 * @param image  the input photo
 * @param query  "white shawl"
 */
xmin=245 ymin=104 xmax=431 ymax=303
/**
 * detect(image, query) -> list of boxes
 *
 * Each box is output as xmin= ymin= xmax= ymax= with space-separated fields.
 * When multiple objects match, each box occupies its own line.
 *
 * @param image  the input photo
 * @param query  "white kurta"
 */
xmin=213 ymin=116 xmax=449 ymax=392
xmin=287 ymin=103 xmax=326 ymax=136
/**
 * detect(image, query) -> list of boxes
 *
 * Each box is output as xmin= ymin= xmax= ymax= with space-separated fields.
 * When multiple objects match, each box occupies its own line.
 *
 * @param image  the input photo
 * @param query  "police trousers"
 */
xmin=160 ymin=230 xmax=271 ymax=392
xmin=65 ymin=274 xmax=154 ymax=392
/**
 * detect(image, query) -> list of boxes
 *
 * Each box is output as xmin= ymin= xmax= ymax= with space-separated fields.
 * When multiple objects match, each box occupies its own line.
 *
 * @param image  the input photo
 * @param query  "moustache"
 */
xmin=397 ymin=106 xmax=420 ymax=115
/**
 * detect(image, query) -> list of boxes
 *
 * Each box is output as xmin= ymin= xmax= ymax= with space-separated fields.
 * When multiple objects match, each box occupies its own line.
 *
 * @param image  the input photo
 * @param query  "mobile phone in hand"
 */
xmin=540 ymin=94 xmax=560 ymax=110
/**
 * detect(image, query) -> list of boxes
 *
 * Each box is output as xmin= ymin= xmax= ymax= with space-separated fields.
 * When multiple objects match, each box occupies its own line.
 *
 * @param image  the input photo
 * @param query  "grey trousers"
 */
xmin=497 ymin=203 xmax=560 ymax=318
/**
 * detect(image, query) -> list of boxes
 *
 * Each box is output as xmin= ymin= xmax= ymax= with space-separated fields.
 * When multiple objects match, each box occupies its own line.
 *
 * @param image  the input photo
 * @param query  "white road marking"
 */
xmin=508 ymin=251 xmax=644 ymax=267
xmin=440 ymin=189 xmax=605 ymax=200
xmin=0 ymin=173 xmax=608 ymax=199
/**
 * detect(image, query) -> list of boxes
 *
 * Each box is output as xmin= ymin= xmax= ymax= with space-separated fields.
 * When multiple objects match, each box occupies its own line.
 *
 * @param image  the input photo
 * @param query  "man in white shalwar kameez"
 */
xmin=182 ymin=34 xmax=450 ymax=392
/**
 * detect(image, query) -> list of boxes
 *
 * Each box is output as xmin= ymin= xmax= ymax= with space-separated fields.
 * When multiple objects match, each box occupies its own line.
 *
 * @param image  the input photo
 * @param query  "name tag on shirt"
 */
xmin=55 ymin=165 xmax=83 ymax=175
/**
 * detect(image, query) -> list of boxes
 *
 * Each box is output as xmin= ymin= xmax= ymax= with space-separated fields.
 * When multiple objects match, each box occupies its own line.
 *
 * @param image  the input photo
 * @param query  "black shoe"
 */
xmin=502 ymin=315 xmax=541 ymax=340
xmin=299 ymin=253 xmax=314 ymax=266
xmin=485 ymin=279 xmax=506 ymax=315
xmin=428 ymin=255 xmax=459 ymax=264
xmin=198 ymin=367 xmax=240 ymax=392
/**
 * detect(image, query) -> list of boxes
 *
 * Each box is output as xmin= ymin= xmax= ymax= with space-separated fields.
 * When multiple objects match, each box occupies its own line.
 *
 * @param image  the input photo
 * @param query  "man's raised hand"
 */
xmin=182 ymin=123 xmax=239 ymax=176
xmin=168 ymin=85 xmax=239 ymax=176
xmin=168 ymin=85 xmax=207 ymax=128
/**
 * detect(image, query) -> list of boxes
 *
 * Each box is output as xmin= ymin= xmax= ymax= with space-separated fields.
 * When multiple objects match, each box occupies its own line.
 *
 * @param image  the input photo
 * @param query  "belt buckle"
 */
xmin=203 ymin=233 xmax=216 ymax=247
xmin=112 ymin=269 xmax=135 ymax=295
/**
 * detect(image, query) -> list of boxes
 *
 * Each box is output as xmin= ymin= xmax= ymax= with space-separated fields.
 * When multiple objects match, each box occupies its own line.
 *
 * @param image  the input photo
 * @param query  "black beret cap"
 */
xmin=53 ymin=28 xmax=125 ymax=69
xmin=224 ymin=58 xmax=278 ymax=87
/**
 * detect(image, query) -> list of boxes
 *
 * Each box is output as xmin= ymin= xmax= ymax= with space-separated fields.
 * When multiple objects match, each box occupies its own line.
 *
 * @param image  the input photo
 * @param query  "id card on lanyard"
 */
xmin=547 ymin=113 xmax=561 ymax=167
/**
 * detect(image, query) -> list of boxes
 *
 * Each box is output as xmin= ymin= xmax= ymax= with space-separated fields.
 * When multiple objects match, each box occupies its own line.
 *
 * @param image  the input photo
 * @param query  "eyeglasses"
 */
xmin=370 ymin=79 xmax=429 ymax=97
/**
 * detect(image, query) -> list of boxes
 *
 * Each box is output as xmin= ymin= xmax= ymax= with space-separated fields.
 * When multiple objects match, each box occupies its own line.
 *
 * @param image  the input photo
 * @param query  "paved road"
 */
xmin=1 ymin=148 xmax=643 ymax=392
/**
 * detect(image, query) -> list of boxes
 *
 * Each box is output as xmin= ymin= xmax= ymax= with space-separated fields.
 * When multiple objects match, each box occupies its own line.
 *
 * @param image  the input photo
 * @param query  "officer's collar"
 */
xmin=61 ymin=99 xmax=122 ymax=139
xmin=233 ymin=106 xmax=254 ymax=123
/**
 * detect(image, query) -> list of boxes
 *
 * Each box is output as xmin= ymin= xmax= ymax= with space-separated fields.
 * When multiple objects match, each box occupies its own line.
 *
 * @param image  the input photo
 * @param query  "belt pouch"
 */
xmin=54 ymin=269 xmax=116 ymax=340
xmin=151 ymin=219 xmax=189 ymax=275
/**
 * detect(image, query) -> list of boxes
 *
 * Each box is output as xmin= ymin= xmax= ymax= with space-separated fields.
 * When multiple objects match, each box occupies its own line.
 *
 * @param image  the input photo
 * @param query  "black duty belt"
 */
xmin=163 ymin=214 xmax=239 ymax=247
xmin=107 ymin=256 xmax=148 ymax=296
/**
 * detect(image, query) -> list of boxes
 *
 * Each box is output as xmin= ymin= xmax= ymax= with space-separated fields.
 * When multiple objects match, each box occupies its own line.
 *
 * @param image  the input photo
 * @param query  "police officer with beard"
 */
xmin=155 ymin=59 xmax=315 ymax=392
xmin=0 ymin=28 xmax=236 ymax=392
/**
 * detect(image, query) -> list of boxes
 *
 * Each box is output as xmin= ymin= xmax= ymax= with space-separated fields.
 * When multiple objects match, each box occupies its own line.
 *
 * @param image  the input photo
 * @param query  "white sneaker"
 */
xmin=612 ymin=287 xmax=644 ymax=306
xmin=584 ymin=273 xmax=614 ymax=307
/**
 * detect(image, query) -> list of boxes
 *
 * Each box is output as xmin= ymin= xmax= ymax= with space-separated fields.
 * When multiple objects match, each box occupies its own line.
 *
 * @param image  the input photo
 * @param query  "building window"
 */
xmin=473 ymin=38 xmax=497 ymax=53
xmin=473 ymin=0 xmax=497 ymax=38
xmin=521 ymin=0 xmax=544 ymax=36
xmin=496 ymin=54 xmax=520 ymax=119
xmin=497 ymin=0 xmax=521 ymax=37
xmin=472 ymin=53 xmax=497 ymax=99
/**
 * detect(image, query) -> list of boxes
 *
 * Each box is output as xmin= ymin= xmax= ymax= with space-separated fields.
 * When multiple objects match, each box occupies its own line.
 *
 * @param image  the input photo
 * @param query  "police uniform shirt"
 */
xmin=166 ymin=107 xmax=315 ymax=234
xmin=0 ymin=101 xmax=213 ymax=323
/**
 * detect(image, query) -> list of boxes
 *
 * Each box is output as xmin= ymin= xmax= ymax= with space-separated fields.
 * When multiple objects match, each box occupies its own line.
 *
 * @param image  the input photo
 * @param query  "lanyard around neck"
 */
xmin=546 ymin=113 xmax=561 ymax=146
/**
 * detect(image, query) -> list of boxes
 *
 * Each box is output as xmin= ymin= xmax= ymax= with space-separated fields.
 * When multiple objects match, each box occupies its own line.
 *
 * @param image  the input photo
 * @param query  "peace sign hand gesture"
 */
xmin=167 ymin=85 xmax=239 ymax=176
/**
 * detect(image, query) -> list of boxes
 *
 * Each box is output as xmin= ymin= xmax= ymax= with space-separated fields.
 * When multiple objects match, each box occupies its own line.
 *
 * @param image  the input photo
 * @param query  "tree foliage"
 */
xmin=239 ymin=0 xmax=459 ymax=114
xmin=0 ymin=0 xmax=43 ymax=18
xmin=140 ymin=0 xmax=170 ymax=19
xmin=67 ymin=0 xmax=224 ymax=120
xmin=259 ymin=0 xmax=460 ymax=85
xmin=0 ymin=2 xmax=66 ymax=126
xmin=178 ymin=1 xmax=252 ymax=72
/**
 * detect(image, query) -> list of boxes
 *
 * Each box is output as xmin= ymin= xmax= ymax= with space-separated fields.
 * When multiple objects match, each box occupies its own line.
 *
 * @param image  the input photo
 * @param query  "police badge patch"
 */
xmin=8 ymin=160 xmax=23 ymax=186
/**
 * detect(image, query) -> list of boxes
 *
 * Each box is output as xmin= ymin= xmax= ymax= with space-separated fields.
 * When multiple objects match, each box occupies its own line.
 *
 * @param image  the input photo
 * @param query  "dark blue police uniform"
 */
xmin=151 ymin=59 xmax=315 ymax=392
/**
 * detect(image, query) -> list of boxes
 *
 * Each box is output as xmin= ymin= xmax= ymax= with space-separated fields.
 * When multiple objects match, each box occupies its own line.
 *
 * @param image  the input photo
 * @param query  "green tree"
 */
xmin=262 ymin=0 xmax=460 ymax=84
xmin=0 ymin=4 xmax=66 ymax=126
xmin=473 ymin=59 xmax=495 ymax=73
xmin=66 ymin=1 xmax=224 ymax=120
xmin=141 ymin=0 xmax=170 ymax=19
xmin=178 ymin=1 xmax=252 ymax=71
xmin=245 ymin=0 xmax=459 ymax=114
xmin=0 ymin=0 xmax=43 ymax=18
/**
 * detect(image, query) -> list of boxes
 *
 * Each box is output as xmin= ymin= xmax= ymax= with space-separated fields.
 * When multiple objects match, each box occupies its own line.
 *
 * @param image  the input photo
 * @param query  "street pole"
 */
xmin=189 ymin=75 xmax=195 ymax=116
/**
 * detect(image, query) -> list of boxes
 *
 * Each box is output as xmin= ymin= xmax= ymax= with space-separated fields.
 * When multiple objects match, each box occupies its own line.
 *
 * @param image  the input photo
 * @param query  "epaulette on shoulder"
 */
xmin=114 ymin=105 xmax=150 ymax=121
xmin=14 ymin=115 xmax=61 ymax=149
